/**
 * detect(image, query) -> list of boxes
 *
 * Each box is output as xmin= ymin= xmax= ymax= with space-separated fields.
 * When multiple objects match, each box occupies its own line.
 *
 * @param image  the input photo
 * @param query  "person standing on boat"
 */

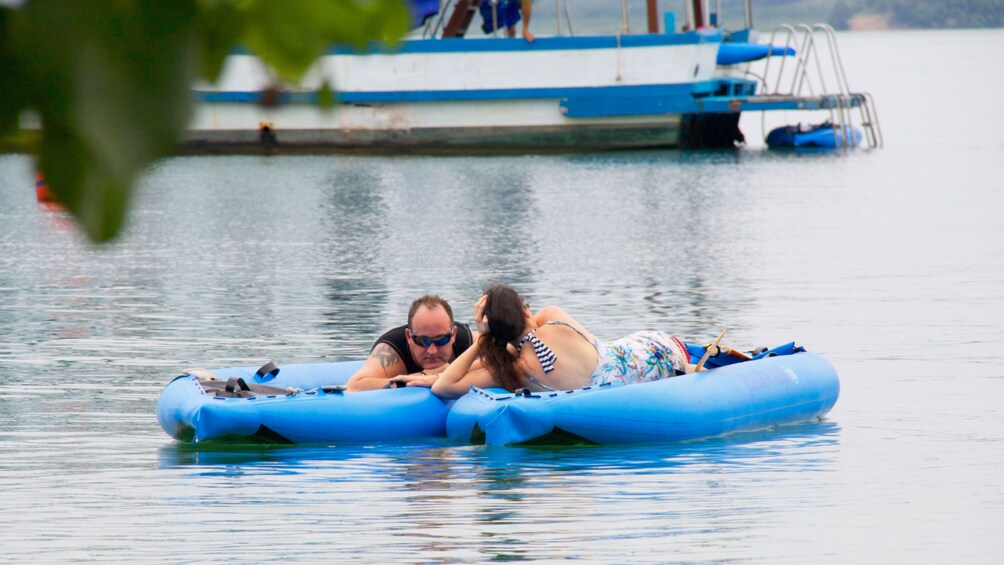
xmin=346 ymin=294 xmax=477 ymax=391
xmin=431 ymin=284 xmax=702 ymax=399
xmin=480 ymin=0 xmax=534 ymax=42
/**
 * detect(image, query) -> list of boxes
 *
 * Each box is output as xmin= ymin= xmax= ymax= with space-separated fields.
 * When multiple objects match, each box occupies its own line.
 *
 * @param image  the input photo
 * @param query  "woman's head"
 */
xmin=482 ymin=284 xmax=527 ymax=342
xmin=478 ymin=284 xmax=530 ymax=391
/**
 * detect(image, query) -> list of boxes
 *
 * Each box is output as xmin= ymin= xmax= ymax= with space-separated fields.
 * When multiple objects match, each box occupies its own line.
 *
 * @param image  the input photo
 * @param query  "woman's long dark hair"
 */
xmin=478 ymin=284 xmax=526 ymax=392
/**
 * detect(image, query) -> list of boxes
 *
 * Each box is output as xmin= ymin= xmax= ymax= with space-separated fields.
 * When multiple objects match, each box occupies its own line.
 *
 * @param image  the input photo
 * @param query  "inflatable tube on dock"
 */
xmin=766 ymin=123 xmax=863 ymax=149
xmin=446 ymin=348 xmax=839 ymax=446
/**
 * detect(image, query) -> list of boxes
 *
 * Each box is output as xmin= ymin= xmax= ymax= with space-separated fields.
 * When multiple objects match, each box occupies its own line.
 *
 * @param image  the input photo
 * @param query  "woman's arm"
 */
xmin=430 ymin=340 xmax=499 ymax=399
xmin=431 ymin=294 xmax=500 ymax=399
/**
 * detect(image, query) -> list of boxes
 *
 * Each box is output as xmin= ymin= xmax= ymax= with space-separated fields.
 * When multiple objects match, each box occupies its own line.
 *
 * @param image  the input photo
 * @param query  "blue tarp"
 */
xmin=408 ymin=0 xmax=440 ymax=28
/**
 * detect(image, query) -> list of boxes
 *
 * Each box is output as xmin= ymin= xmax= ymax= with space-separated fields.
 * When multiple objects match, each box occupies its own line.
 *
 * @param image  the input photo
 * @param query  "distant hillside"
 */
xmin=542 ymin=0 xmax=1004 ymax=34
xmin=828 ymin=0 xmax=1004 ymax=30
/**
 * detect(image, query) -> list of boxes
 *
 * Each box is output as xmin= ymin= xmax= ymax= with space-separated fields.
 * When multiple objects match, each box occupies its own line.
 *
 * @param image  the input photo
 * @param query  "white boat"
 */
xmin=185 ymin=1 xmax=880 ymax=153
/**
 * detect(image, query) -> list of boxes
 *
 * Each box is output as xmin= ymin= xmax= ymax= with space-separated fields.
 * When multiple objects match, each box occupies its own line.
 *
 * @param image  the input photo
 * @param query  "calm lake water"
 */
xmin=1 ymin=29 xmax=1002 ymax=563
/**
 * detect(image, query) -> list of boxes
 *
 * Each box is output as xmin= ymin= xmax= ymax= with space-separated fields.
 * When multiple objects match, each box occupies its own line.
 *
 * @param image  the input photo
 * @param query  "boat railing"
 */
xmin=758 ymin=23 xmax=883 ymax=149
xmin=555 ymin=0 xmax=575 ymax=36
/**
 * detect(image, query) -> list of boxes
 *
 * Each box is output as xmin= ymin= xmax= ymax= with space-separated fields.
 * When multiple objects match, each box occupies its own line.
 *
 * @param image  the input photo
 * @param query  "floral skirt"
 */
xmin=589 ymin=331 xmax=690 ymax=386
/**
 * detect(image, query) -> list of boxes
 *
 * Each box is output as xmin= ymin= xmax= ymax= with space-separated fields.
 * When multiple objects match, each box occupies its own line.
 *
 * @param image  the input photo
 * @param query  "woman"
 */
xmin=431 ymin=284 xmax=700 ymax=399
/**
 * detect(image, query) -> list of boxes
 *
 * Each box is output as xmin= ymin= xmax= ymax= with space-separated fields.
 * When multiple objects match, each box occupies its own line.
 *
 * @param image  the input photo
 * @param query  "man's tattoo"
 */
xmin=372 ymin=344 xmax=399 ymax=371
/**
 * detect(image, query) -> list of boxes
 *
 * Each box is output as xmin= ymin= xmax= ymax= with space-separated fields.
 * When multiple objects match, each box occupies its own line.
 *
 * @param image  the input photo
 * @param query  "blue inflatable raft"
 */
xmin=157 ymin=343 xmax=838 ymax=446
xmin=446 ymin=343 xmax=839 ymax=446
xmin=156 ymin=360 xmax=449 ymax=444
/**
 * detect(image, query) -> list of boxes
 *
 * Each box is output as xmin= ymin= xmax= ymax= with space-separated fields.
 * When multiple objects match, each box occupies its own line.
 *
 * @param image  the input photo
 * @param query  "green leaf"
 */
xmin=14 ymin=0 xmax=198 ymax=242
xmin=0 ymin=8 xmax=28 ymax=136
xmin=235 ymin=0 xmax=410 ymax=82
xmin=1 ymin=0 xmax=410 ymax=242
xmin=318 ymin=81 xmax=336 ymax=110
xmin=194 ymin=0 xmax=247 ymax=82
xmin=312 ymin=0 xmax=410 ymax=46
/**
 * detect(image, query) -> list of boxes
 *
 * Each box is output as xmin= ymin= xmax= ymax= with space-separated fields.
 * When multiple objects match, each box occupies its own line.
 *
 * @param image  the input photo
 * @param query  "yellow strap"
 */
xmin=695 ymin=329 xmax=728 ymax=372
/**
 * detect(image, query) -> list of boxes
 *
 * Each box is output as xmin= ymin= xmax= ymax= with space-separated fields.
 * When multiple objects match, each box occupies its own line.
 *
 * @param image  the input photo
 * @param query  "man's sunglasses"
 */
xmin=409 ymin=327 xmax=455 ymax=347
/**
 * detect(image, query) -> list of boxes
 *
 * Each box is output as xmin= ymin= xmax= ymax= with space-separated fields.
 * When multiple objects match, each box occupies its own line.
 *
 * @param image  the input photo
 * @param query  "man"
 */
xmin=480 ymin=0 xmax=534 ymax=42
xmin=346 ymin=294 xmax=474 ymax=392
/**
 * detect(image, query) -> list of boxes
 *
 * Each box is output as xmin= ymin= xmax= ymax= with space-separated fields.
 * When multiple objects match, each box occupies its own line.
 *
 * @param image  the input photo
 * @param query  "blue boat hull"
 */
xmin=446 ymin=351 xmax=839 ymax=446
xmin=156 ymin=360 xmax=449 ymax=444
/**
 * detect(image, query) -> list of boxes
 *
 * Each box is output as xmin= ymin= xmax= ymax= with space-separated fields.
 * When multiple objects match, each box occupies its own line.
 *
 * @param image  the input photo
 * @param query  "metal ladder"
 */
xmin=759 ymin=23 xmax=883 ymax=149
xmin=433 ymin=0 xmax=481 ymax=38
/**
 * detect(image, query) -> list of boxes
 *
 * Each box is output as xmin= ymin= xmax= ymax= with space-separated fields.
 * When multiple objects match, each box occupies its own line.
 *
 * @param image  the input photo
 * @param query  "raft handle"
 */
xmin=225 ymin=377 xmax=251 ymax=393
xmin=256 ymin=361 xmax=280 ymax=381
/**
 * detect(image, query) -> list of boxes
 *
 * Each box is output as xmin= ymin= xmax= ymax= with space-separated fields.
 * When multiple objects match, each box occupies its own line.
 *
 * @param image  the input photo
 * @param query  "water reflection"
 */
xmin=293 ymin=151 xmax=770 ymax=336
xmin=457 ymin=158 xmax=541 ymax=290
xmin=0 ymin=151 xmax=771 ymax=365
xmin=318 ymin=161 xmax=391 ymax=348
xmin=157 ymin=420 xmax=840 ymax=472
xmin=149 ymin=422 xmax=840 ymax=561
xmin=323 ymin=150 xmax=768 ymax=341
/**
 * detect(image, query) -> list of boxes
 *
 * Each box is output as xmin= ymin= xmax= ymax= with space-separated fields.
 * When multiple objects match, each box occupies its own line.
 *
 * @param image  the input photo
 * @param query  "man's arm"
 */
xmin=345 ymin=343 xmax=407 ymax=392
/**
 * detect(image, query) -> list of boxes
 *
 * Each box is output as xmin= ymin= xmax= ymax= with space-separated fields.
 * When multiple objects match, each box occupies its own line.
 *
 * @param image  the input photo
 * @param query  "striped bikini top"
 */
xmin=515 ymin=321 xmax=596 ymax=375
xmin=516 ymin=326 xmax=558 ymax=373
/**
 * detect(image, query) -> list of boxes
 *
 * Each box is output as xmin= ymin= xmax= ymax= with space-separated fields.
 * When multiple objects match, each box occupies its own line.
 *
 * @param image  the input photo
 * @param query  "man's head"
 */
xmin=405 ymin=295 xmax=457 ymax=370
